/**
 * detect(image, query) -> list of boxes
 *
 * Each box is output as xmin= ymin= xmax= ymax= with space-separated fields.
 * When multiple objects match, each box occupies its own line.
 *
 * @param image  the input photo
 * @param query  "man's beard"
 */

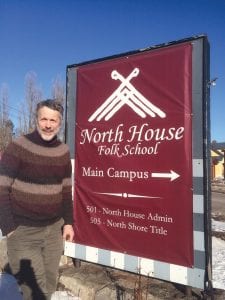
xmin=36 ymin=126 xmax=59 ymax=141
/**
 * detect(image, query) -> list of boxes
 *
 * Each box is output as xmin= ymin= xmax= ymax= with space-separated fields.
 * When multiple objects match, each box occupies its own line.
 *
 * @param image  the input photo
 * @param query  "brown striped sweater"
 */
xmin=0 ymin=130 xmax=73 ymax=236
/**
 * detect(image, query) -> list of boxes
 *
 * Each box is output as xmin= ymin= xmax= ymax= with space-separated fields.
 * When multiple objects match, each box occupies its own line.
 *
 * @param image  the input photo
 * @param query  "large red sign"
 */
xmin=74 ymin=43 xmax=193 ymax=267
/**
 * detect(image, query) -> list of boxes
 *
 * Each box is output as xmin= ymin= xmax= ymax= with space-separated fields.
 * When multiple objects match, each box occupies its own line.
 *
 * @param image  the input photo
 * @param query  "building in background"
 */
xmin=211 ymin=142 xmax=225 ymax=180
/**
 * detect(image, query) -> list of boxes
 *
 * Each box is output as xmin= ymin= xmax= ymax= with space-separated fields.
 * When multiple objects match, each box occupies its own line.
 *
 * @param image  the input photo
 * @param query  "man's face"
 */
xmin=36 ymin=106 xmax=62 ymax=141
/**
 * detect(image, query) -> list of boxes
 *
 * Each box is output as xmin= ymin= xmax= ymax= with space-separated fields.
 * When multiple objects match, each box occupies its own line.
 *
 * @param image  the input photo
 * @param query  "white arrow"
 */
xmin=151 ymin=170 xmax=180 ymax=181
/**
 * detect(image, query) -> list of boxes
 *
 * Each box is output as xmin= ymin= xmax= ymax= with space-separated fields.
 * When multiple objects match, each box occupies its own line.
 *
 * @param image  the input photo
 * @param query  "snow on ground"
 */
xmin=212 ymin=218 xmax=225 ymax=232
xmin=51 ymin=291 xmax=79 ymax=300
xmin=212 ymin=236 xmax=225 ymax=289
xmin=0 ymin=273 xmax=79 ymax=300
xmin=212 ymin=219 xmax=225 ymax=290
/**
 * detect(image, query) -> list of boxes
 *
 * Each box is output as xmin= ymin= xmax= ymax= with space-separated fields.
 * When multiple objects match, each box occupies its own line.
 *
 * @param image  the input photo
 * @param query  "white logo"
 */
xmin=88 ymin=68 xmax=166 ymax=122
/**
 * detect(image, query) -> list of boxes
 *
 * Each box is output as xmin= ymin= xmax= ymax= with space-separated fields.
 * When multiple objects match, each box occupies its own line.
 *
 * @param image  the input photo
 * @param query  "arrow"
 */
xmin=151 ymin=170 xmax=180 ymax=181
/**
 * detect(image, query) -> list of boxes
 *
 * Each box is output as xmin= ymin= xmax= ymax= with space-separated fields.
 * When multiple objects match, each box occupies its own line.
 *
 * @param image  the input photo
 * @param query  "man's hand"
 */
xmin=62 ymin=224 xmax=74 ymax=242
xmin=7 ymin=231 xmax=15 ymax=238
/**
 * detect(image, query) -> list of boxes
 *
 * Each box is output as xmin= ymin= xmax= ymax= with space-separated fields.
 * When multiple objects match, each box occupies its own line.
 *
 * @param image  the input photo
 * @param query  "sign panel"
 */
xmin=74 ymin=43 xmax=193 ymax=267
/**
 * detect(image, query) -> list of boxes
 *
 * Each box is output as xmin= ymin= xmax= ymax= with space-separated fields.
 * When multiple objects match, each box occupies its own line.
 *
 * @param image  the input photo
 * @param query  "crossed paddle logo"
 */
xmin=88 ymin=68 xmax=166 ymax=122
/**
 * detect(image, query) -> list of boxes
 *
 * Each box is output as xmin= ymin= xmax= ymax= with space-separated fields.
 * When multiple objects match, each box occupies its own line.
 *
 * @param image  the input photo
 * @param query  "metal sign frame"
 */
xmin=65 ymin=35 xmax=211 ymax=290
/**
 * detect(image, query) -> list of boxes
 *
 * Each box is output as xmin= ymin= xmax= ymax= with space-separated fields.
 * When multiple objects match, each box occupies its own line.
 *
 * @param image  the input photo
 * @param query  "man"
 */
xmin=0 ymin=99 xmax=74 ymax=300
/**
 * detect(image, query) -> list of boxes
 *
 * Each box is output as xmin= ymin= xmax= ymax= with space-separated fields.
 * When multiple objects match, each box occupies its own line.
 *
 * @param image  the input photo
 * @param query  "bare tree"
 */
xmin=0 ymin=84 xmax=14 ymax=151
xmin=17 ymin=71 xmax=42 ymax=135
xmin=51 ymin=75 xmax=65 ymax=105
xmin=17 ymin=101 xmax=29 ymax=136
xmin=51 ymin=75 xmax=66 ymax=140
xmin=6 ymin=73 xmax=66 ymax=140
xmin=26 ymin=71 xmax=43 ymax=131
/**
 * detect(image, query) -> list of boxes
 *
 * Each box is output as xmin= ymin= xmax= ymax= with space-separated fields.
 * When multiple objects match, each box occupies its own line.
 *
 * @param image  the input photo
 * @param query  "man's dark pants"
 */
xmin=7 ymin=219 xmax=64 ymax=300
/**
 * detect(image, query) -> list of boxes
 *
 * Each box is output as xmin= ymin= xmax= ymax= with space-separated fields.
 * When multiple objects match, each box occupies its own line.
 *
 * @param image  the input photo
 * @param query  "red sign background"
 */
xmin=74 ymin=43 xmax=193 ymax=267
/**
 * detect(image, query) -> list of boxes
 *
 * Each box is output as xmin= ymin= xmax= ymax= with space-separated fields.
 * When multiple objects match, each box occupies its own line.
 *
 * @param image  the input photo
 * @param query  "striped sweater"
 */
xmin=0 ymin=130 xmax=73 ymax=236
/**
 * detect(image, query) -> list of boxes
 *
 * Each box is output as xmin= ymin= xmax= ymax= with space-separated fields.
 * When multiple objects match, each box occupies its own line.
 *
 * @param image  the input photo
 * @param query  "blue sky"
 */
xmin=0 ymin=0 xmax=224 ymax=141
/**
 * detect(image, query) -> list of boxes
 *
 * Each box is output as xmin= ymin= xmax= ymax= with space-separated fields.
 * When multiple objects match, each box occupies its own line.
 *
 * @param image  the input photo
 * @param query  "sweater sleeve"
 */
xmin=62 ymin=153 xmax=74 ymax=225
xmin=0 ymin=142 xmax=20 ymax=236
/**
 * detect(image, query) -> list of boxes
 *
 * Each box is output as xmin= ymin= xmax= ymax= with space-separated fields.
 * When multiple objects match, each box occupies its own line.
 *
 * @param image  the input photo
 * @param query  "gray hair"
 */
xmin=36 ymin=99 xmax=64 ymax=118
